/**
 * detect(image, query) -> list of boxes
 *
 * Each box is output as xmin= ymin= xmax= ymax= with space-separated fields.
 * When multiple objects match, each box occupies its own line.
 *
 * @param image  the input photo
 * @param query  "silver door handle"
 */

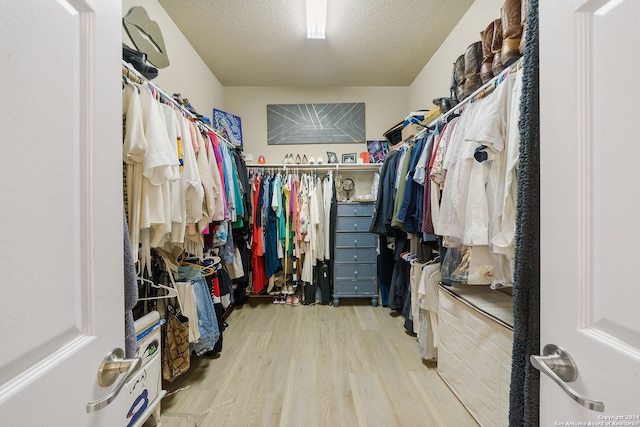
xmin=530 ymin=344 xmax=604 ymax=412
xmin=86 ymin=348 xmax=142 ymax=413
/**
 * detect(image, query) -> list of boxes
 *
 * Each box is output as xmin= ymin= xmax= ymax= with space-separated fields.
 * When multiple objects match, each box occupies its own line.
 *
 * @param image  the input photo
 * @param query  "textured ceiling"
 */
xmin=157 ymin=0 xmax=474 ymax=87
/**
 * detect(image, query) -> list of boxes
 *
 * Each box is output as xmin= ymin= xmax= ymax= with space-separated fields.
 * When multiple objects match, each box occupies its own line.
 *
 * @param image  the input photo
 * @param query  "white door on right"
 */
xmin=539 ymin=0 xmax=640 ymax=423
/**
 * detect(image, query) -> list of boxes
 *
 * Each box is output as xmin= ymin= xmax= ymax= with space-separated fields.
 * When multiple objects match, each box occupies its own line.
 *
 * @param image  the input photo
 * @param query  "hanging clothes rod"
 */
xmin=122 ymin=64 xmax=143 ymax=84
xmin=250 ymin=163 xmax=381 ymax=172
xmin=425 ymin=57 xmax=523 ymax=128
xmin=121 ymin=60 xmax=236 ymax=149
xmin=399 ymin=58 xmax=524 ymax=145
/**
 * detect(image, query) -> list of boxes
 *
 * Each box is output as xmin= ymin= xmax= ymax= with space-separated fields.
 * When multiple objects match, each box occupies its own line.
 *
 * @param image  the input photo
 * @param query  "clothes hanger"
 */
xmin=176 ymin=261 xmax=215 ymax=279
xmin=137 ymin=276 xmax=180 ymax=301
xmin=203 ymin=254 xmax=222 ymax=265
xmin=176 ymin=251 xmax=215 ymax=278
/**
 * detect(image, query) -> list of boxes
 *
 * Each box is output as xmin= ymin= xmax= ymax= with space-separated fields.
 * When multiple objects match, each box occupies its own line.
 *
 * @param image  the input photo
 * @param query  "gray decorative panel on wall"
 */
xmin=267 ymin=103 xmax=365 ymax=145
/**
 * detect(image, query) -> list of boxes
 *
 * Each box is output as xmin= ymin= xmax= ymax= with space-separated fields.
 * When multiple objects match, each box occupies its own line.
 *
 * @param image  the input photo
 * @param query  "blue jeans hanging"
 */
xmin=182 ymin=274 xmax=220 ymax=356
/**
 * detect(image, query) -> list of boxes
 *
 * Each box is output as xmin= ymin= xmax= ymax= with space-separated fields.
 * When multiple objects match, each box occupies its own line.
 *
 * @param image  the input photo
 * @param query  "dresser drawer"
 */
xmin=334 ymin=279 xmax=377 ymax=296
xmin=336 ymin=216 xmax=373 ymax=232
xmin=335 ymin=233 xmax=376 ymax=248
xmin=337 ymin=202 xmax=375 ymax=217
xmin=334 ymin=248 xmax=376 ymax=264
xmin=335 ymin=263 xmax=376 ymax=280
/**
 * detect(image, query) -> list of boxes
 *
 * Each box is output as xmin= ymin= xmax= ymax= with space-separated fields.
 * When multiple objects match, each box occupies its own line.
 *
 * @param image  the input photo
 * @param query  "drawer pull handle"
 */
xmin=354 ymin=240 xmax=358 ymax=246
xmin=354 ymin=255 xmax=358 ymax=261
xmin=354 ymin=210 xmax=358 ymax=215
xmin=354 ymin=224 xmax=358 ymax=230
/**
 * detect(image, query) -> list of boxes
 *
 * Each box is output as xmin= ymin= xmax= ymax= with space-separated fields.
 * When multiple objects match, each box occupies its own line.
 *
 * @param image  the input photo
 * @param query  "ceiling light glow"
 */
xmin=306 ymin=0 xmax=327 ymax=39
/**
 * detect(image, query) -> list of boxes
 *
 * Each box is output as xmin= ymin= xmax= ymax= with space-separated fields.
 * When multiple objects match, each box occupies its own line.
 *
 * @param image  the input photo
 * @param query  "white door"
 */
xmin=0 ymin=1 xmax=126 ymax=425
xmin=539 ymin=0 xmax=640 ymax=422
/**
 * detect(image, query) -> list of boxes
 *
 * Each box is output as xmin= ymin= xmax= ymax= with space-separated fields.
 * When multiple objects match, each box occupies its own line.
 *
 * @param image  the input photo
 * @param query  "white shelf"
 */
xmin=247 ymin=163 xmax=381 ymax=171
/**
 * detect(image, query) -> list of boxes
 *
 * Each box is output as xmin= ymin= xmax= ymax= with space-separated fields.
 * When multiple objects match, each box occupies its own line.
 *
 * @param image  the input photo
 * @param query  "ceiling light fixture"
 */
xmin=306 ymin=0 xmax=327 ymax=39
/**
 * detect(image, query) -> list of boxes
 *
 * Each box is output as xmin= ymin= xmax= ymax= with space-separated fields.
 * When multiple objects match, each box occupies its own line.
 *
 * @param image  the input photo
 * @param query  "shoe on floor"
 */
xmin=292 ymin=296 xmax=300 ymax=306
xmin=286 ymin=295 xmax=293 ymax=305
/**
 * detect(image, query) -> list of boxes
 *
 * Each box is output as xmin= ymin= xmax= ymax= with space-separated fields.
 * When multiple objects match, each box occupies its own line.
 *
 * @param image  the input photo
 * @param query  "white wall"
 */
xmin=122 ymin=0 xmax=223 ymax=118
xmin=409 ymin=0 xmax=505 ymax=111
xmin=223 ymin=86 xmax=408 ymax=165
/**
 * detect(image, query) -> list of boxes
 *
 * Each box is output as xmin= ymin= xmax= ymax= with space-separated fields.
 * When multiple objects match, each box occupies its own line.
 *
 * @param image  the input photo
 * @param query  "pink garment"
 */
xmin=206 ymin=132 xmax=228 ymax=219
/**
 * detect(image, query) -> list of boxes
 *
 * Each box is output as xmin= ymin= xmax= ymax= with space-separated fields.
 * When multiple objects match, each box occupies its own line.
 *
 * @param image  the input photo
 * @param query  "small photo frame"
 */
xmin=342 ymin=153 xmax=357 ymax=164
xmin=327 ymin=151 xmax=338 ymax=164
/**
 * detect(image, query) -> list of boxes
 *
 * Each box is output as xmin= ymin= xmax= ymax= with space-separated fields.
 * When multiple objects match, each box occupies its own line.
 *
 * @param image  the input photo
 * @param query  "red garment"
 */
xmin=212 ymin=275 xmax=221 ymax=298
xmin=251 ymin=175 xmax=264 ymax=256
xmin=251 ymin=254 xmax=268 ymax=294
xmin=250 ymin=174 xmax=268 ymax=293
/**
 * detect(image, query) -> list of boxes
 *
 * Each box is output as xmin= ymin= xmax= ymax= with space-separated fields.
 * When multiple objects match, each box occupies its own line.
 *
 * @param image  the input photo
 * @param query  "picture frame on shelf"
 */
xmin=342 ymin=153 xmax=357 ymax=164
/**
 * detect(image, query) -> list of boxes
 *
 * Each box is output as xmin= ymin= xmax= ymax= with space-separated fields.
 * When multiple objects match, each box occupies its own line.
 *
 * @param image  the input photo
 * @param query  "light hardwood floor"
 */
xmin=152 ymin=298 xmax=478 ymax=427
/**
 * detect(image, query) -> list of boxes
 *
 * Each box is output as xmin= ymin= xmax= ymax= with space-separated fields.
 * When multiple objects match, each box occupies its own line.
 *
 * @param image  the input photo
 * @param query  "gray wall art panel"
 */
xmin=267 ymin=103 xmax=365 ymax=145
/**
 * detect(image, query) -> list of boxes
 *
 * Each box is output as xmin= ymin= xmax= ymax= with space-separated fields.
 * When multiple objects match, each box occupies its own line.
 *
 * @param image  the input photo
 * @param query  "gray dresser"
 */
xmin=333 ymin=202 xmax=378 ymax=307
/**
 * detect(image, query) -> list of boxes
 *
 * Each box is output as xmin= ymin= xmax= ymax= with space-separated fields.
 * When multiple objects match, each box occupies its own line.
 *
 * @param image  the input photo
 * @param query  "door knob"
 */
xmin=86 ymin=348 xmax=141 ymax=413
xmin=530 ymin=344 xmax=604 ymax=412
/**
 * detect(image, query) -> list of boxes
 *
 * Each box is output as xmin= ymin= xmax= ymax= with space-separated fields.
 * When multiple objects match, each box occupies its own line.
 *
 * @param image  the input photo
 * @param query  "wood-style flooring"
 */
xmin=151 ymin=298 xmax=478 ymax=427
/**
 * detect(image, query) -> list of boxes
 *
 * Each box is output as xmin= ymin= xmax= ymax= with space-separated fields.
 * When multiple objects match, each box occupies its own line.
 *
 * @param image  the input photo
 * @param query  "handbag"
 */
xmin=160 ymin=263 xmax=190 ymax=382
xmin=161 ymin=301 xmax=190 ymax=382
